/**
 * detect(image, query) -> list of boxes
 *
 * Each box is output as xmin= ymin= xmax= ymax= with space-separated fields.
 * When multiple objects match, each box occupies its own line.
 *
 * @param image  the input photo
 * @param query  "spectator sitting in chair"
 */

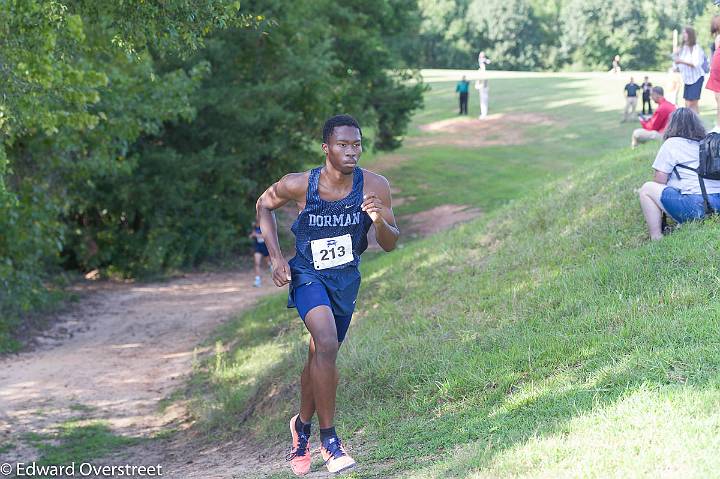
xmin=638 ymin=108 xmax=720 ymax=241
xmin=632 ymin=86 xmax=676 ymax=149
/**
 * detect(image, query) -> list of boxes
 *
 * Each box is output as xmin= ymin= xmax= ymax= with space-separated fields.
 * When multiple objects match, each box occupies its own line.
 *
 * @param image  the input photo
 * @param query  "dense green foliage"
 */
xmin=413 ymin=0 xmax=714 ymax=70
xmin=1 ymin=0 xmax=243 ymax=342
xmin=0 ymin=0 xmax=423 ymax=343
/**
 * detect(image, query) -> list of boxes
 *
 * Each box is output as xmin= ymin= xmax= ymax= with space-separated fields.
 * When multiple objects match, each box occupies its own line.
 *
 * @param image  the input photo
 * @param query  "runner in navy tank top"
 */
xmin=256 ymin=115 xmax=399 ymax=475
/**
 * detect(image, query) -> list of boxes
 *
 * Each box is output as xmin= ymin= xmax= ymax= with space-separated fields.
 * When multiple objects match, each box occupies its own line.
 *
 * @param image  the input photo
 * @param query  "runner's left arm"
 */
xmin=362 ymin=175 xmax=399 ymax=252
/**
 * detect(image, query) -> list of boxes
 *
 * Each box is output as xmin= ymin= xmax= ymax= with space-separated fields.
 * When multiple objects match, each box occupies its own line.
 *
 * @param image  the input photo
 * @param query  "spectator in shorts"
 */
xmin=623 ymin=77 xmax=641 ymax=122
xmin=638 ymin=108 xmax=720 ymax=240
xmin=632 ymin=86 xmax=676 ymax=148
xmin=673 ymin=26 xmax=706 ymax=113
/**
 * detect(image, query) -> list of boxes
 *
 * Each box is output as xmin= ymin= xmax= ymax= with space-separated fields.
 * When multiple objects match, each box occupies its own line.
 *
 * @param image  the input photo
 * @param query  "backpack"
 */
xmin=702 ymin=48 xmax=711 ymax=74
xmin=674 ymin=132 xmax=720 ymax=214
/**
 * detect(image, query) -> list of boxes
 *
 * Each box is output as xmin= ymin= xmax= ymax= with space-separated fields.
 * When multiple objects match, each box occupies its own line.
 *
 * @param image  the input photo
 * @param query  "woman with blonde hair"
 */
xmin=705 ymin=16 xmax=720 ymax=130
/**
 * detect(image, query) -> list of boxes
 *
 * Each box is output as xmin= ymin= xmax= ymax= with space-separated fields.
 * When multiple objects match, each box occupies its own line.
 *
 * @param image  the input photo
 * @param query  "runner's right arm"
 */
xmin=256 ymin=173 xmax=307 ymax=287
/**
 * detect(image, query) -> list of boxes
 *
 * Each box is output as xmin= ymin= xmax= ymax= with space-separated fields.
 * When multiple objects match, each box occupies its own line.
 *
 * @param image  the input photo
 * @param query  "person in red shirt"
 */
xmin=705 ymin=15 xmax=720 ymax=130
xmin=631 ymin=86 xmax=677 ymax=148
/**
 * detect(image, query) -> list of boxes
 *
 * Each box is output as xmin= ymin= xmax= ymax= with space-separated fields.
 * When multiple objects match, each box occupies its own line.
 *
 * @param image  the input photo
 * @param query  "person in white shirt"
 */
xmin=638 ymin=108 xmax=720 ymax=240
xmin=478 ymin=51 xmax=490 ymax=72
xmin=672 ymin=26 xmax=706 ymax=113
xmin=475 ymin=79 xmax=489 ymax=118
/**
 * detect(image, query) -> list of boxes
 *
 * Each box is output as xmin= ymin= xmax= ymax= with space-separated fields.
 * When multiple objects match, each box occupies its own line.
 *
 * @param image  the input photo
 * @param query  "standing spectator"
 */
xmin=637 ymin=108 xmax=720 ymax=240
xmin=475 ymin=79 xmax=489 ymax=118
xmin=706 ymin=16 xmax=720 ymax=131
xmin=673 ymin=26 xmax=706 ymax=113
xmin=641 ymin=76 xmax=653 ymax=115
xmin=631 ymin=86 xmax=677 ymax=148
xmin=610 ymin=55 xmax=621 ymax=73
xmin=456 ymin=75 xmax=469 ymax=115
xmin=478 ymin=51 xmax=491 ymax=72
xmin=623 ymin=77 xmax=641 ymax=122
xmin=666 ymin=66 xmax=683 ymax=105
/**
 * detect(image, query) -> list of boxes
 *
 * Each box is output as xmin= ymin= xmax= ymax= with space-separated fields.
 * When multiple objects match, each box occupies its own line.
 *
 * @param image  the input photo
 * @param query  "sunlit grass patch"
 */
xmin=22 ymin=420 xmax=140 ymax=467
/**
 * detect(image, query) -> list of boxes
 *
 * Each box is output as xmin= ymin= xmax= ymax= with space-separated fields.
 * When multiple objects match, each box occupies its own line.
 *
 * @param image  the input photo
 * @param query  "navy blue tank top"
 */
xmin=289 ymin=166 xmax=373 ymax=274
xmin=253 ymin=226 xmax=264 ymax=245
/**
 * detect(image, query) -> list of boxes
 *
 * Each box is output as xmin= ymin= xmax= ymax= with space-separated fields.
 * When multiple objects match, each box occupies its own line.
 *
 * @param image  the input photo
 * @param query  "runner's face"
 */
xmin=324 ymin=126 xmax=362 ymax=175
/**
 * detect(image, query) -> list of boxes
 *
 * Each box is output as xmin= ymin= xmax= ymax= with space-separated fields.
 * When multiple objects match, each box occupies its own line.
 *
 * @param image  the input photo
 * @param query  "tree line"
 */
xmin=410 ymin=0 xmax=712 ymax=70
xmin=0 ymin=0 xmax=424 ymax=339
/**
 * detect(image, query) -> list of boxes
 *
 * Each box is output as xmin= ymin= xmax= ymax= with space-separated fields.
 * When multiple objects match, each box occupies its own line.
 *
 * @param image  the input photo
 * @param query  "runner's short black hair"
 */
xmin=322 ymin=114 xmax=362 ymax=143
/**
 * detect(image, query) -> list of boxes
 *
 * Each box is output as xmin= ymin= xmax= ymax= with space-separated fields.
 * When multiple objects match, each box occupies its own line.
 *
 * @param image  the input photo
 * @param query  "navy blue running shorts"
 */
xmin=293 ymin=281 xmax=353 ymax=343
xmin=254 ymin=241 xmax=269 ymax=257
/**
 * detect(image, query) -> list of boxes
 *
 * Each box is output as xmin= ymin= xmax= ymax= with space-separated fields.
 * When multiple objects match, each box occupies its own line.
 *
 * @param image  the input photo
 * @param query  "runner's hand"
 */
xmin=271 ymin=256 xmax=292 ymax=287
xmin=361 ymin=193 xmax=385 ymax=224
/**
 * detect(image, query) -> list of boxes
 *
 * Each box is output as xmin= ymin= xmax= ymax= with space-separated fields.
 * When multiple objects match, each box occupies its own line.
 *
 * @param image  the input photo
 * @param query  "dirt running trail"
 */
xmin=0 ymin=271 xmax=279 ymax=474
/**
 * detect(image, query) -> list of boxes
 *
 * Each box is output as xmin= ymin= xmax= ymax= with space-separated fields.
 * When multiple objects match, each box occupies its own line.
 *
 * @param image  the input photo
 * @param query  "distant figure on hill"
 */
xmin=672 ymin=26 xmax=706 ymax=113
xmin=476 ymin=51 xmax=490 ymax=118
xmin=475 ymin=79 xmax=489 ymax=118
xmin=638 ymin=108 xmax=720 ymax=240
xmin=456 ymin=75 xmax=470 ymax=115
xmin=623 ymin=77 xmax=641 ymax=122
xmin=706 ymin=15 xmax=720 ymax=130
xmin=631 ymin=86 xmax=676 ymax=148
xmin=641 ymin=76 xmax=653 ymax=115
xmin=249 ymin=220 xmax=269 ymax=287
xmin=610 ymin=54 xmax=621 ymax=73
xmin=478 ymin=51 xmax=491 ymax=72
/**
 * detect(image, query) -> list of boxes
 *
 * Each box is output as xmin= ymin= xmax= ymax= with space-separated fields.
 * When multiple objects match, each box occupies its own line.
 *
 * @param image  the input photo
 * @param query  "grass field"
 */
xmin=189 ymin=70 xmax=720 ymax=478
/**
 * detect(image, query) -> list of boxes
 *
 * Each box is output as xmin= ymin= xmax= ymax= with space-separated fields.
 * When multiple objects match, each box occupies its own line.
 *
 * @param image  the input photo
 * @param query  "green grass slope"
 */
xmin=196 ymin=142 xmax=720 ymax=478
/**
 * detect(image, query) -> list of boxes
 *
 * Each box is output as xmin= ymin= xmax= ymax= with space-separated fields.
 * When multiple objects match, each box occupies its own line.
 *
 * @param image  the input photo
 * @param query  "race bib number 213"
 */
xmin=310 ymin=234 xmax=354 ymax=270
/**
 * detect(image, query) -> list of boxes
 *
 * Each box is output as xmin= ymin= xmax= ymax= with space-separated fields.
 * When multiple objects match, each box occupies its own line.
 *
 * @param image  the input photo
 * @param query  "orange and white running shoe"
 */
xmin=286 ymin=415 xmax=311 ymax=476
xmin=320 ymin=435 xmax=356 ymax=474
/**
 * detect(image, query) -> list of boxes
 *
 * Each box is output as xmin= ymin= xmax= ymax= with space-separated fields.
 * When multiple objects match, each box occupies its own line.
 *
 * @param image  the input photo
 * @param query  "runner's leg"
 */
xmin=303 ymin=305 xmax=339 ymax=429
xmin=254 ymin=252 xmax=261 ymax=277
xmin=299 ymin=337 xmax=317 ymax=423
